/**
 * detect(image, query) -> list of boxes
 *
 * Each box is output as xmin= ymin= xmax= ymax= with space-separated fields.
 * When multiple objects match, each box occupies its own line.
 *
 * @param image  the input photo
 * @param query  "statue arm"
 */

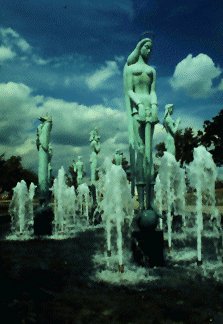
xmin=95 ymin=142 xmax=101 ymax=153
xmin=124 ymin=66 xmax=141 ymax=109
xmin=123 ymin=64 xmax=135 ymax=146
xmin=146 ymin=68 xmax=158 ymax=123
xmin=36 ymin=129 xmax=40 ymax=150
xmin=175 ymin=118 xmax=181 ymax=132
xmin=164 ymin=117 xmax=177 ymax=137
xmin=150 ymin=69 xmax=158 ymax=106
xmin=39 ymin=121 xmax=52 ymax=152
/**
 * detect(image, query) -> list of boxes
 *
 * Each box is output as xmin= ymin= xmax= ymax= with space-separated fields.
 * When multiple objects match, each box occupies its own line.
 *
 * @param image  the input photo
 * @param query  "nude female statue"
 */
xmin=124 ymin=38 xmax=158 ymax=210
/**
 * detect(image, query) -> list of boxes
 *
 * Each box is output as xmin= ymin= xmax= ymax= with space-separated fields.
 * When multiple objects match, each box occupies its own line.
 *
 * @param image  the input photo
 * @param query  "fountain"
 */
xmin=154 ymin=152 xmax=186 ymax=250
xmin=187 ymin=145 xmax=221 ymax=265
xmin=77 ymin=183 xmax=92 ymax=225
xmin=52 ymin=167 xmax=77 ymax=236
xmin=8 ymin=180 xmax=36 ymax=239
xmin=99 ymin=159 xmax=134 ymax=272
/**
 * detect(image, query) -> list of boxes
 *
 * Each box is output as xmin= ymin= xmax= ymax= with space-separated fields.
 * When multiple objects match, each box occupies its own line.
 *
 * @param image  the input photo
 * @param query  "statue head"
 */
xmin=39 ymin=114 xmax=52 ymax=123
xmin=164 ymin=104 xmax=174 ymax=118
xmin=127 ymin=38 xmax=152 ymax=66
xmin=48 ymin=143 xmax=53 ymax=156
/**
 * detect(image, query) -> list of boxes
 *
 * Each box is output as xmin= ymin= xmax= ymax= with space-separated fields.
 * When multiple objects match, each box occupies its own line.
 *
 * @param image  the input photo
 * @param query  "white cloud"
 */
xmin=86 ymin=61 xmax=120 ymax=90
xmin=0 ymin=27 xmax=31 ymax=53
xmin=0 ymin=82 xmax=43 ymax=147
xmin=170 ymin=53 xmax=222 ymax=98
xmin=217 ymin=79 xmax=223 ymax=91
xmin=0 ymin=81 xmax=128 ymax=174
xmin=217 ymin=167 xmax=223 ymax=181
xmin=0 ymin=27 xmax=51 ymax=66
xmin=0 ymin=46 xmax=16 ymax=62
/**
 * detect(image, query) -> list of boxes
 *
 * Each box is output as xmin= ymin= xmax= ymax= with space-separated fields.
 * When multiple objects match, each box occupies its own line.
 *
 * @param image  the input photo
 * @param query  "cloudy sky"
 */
xmin=0 ymin=0 xmax=223 ymax=176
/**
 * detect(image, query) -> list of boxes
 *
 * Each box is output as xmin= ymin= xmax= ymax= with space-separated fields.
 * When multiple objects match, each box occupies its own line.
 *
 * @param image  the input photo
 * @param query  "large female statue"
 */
xmin=123 ymin=38 xmax=158 ymax=211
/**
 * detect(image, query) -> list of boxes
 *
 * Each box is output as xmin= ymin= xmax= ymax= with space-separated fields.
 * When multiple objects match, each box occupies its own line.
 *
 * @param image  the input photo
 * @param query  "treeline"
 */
xmin=156 ymin=109 xmax=223 ymax=167
xmin=0 ymin=154 xmax=37 ymax=195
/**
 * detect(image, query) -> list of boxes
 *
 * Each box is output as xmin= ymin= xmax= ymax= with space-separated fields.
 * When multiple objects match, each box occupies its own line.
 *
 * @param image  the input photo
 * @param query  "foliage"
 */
xmin=155 ymin=128 xmax=201 ymax=166
xmin=0 ymin=154 xmax=37 ymax=195
xmin=200 ymin=109 xmax=223 ymax=166
xmin=155 ymin=109 xmax=223 ymax=167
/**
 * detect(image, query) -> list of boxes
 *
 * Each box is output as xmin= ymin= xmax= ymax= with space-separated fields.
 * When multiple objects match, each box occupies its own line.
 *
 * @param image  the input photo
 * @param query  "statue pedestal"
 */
xmin=131 ymin=230 xmax=164 ymax=267
xmin=89 ymin=184 xmax=102 ymax=225
xmin=89 ymin=184 xmax=97 ymax=205
xmin=34 ymin=206 xmax=53 ymax=236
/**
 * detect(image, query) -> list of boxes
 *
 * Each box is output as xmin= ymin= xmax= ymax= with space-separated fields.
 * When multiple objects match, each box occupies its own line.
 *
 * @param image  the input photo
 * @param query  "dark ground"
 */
xmin=0 ymin=215 xmax=223 ymax=324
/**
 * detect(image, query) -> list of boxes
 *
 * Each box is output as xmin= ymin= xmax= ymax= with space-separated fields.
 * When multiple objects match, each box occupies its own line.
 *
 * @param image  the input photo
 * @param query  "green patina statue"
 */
xmin=163 ymin=104 xmax=181 ymax=157
xmin=48 ymin=143 xmax=53 ymax=184
xmin=114 ymin=150 xmax=123 ymax=166
xmin=73 ymin=156 xmax=84 ymax=186
xmin=89 ymin=127 xmax=101 ymax=184
xmin=36 ymin=115 xmax=52 ymax=202
xmin=123 ymin=38 xmax=158 ymax=214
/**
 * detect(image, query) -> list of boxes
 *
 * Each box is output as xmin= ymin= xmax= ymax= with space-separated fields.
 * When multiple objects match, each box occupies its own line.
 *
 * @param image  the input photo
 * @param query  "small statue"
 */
xmin=163 ymin=104 xmax=181 ymax=156
xmin=89 ymin=127 xmax=101 ymax=183
xmin=48 ymin=144 xmax=53 ymax=184
xmin=73 ymin=156 xmax=84 ymax=186
xmin=90 ymin=127 xmax=101 ymax=149
xmin=114 ymin=150 xmax=123 ymax=166
xmin=36 ymin=114 xmax=52 ymax=201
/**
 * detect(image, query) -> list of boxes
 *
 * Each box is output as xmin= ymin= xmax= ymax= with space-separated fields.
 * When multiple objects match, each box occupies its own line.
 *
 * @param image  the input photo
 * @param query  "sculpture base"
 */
xmin=89 ymin=184 xmax=97 ymax=205
xmin=34 ymin=205 xmax=54 ymax=236
xmin=137 ymin=209 xmax=159 ymax=231
xmin=118 ymin=264 xmax=124 ymax=273
xmin=132 ymin=230 xmax=164 ymax=267
xmin=197 ymin=259 xmax=203 ymax=266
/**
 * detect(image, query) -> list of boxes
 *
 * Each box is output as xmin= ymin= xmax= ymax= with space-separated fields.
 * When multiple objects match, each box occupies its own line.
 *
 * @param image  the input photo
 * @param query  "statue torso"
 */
xmin=131 ymin=63 xmax=154 ymax=95
xmin=128 ymin=62 xmax=155 ymax=121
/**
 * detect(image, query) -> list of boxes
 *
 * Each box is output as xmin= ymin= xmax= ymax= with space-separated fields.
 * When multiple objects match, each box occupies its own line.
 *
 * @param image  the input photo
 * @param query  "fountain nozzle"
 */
xmin=118 ymin=264 xmax=124 ymax=273
xmin=197 ymin=259 xmax=203 ymax=266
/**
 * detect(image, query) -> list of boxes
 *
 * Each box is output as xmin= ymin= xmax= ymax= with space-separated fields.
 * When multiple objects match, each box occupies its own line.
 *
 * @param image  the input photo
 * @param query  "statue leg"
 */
xmin=145 ymin=123 xmax=155 ymax=209
xmin=133 ymin=119 xmax=146 ymax=211
xmin=129 ymin=144 xmax=136 ymax=196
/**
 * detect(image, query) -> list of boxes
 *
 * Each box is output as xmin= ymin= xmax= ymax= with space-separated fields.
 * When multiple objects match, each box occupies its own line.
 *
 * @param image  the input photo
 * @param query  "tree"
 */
xmin=176 ymin=128 xmax=202 ymax=165
xmin=0 ymin=154 xmax=37 ymax=194
xmin=155 ymin=128 xmax=201 ymax=166
xmin=200 ymin=109 xmax=223 ymax=166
